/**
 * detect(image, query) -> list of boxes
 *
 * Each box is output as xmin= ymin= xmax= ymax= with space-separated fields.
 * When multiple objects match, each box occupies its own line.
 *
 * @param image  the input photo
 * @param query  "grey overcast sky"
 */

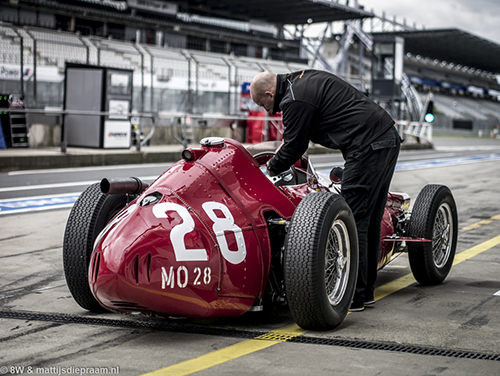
xmin=362 ymin=0 xmax=500 ymax=44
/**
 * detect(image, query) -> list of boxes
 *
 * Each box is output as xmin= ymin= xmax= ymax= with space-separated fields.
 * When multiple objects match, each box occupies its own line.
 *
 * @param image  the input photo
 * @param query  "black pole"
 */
xmin=150 ymin=55 xmax=154 ymax=112
xmin=19 ymin=37 xmax=24 ymax=97
xmin=33 ymin=40 xmax=37 ymax=107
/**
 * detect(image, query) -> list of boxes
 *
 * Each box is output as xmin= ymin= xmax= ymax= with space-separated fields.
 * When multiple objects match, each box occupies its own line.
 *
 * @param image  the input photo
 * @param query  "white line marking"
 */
xmin=312 ymin=153 xmax=494 ymax=170
xmin=7 ymin=163 xmax=171 ymax=176
xmin=435 ymin=146 xmax=500 ymax=152
xmin=0 ymin=204 xmax=75 ymax=215
xmin=0 ymin=192 xmax=79 ymax=202
xmin=0 ymin=193 xmax=81 ymax=215
xmin=317 ymin=154 xmax=500 ymax=176
xmin=0 ymin=180 xmax=99 ymax=192
xmin=0 ymin=176 xmax=158 ymax=193
xmin=395 ymin=154 xmax=500 ymax=171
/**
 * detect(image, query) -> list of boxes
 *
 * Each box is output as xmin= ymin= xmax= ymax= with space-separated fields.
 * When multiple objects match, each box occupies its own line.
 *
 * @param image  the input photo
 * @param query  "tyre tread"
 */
xmin=285 ymin=192 xmax=357 ymax=330
xmin=63 ymin=184 xmax=110 ymax=312
xmin=407 ymin=184 xmax=457 ymax=285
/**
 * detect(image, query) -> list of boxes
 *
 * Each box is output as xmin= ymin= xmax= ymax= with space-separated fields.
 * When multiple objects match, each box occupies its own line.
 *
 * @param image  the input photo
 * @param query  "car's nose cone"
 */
xmin=89 ymin=200 xmax=214 ymax=316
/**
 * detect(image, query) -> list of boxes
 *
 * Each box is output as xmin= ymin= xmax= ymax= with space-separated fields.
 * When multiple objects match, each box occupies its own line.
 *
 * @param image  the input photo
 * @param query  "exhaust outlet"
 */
xmin=100 ymin=177 xmax=149 ymax=195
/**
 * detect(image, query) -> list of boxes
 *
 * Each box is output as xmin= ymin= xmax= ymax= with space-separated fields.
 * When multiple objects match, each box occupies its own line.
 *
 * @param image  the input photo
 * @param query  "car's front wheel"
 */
xmin=284 ymin=192 xmax=358 ymax=330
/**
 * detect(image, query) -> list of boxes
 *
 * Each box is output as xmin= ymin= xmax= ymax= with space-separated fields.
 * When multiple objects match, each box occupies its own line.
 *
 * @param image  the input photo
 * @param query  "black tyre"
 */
xmin=63 ymin=183 xmax=128 ymax=311
xmin=284 ymin=192 xmax=358 ymax=331
xmin=407 ymin=184 xmax=458 ymax=285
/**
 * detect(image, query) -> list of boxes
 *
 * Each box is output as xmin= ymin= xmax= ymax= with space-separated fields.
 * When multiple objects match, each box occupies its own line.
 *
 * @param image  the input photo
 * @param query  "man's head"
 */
xmin=250 ymin=72 xmax=277 ymax=112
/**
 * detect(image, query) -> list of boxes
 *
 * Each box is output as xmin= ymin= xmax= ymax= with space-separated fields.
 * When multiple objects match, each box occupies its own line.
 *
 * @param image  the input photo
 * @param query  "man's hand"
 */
xmin=266 ymin=160 xmax=276 ymax=177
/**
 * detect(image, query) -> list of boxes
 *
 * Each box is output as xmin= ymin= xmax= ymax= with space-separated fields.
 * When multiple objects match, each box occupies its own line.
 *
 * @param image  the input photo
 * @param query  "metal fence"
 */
xmin=0 ymin=23 xmax=309 ymax=114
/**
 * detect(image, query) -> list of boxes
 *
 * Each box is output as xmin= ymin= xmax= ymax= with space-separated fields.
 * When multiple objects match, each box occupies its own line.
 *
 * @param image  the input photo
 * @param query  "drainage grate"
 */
xmin=288 ymin=336 xmax=500 ymax=361
xmin=0 ymin=310 xmax=265 ymax=339
xmin=1 ymin=310 xmax=499 ymax=362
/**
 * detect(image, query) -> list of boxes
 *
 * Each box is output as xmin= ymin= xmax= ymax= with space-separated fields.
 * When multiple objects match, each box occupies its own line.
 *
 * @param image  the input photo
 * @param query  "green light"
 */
xmin=425 ymin=113 xmax=435 ymax=123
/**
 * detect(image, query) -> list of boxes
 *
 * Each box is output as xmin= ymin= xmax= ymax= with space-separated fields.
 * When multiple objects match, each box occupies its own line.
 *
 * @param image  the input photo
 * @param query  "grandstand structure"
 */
xmin=0 ymin=0 xmax=370 ymax=114
xmin=1 ymin=0 xmax=500 ymax=140
xmin=400 ymin=30 xmax=500 ymax=134
xmin=319 ymin=21 xmax=500 ymax=135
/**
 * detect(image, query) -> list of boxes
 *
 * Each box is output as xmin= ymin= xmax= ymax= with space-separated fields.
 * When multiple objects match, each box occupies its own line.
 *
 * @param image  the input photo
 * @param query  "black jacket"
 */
xmin=268 ymin=69 xmax=395 ymax=174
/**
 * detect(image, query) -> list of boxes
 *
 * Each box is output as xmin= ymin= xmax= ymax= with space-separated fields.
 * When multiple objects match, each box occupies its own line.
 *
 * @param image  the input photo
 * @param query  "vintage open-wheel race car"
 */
xmin=63 ymin=137 xmax=458 ymax=331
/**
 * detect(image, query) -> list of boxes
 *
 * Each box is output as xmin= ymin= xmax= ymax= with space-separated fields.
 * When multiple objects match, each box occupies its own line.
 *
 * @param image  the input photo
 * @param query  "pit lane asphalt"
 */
xmin=1 ymin=137 xmax=500 ymax=375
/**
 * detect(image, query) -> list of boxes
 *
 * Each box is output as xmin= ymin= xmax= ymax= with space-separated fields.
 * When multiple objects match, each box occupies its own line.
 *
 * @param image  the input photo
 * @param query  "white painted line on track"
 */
xmin=395 ymin=154 xmax=500 ymax=171
xmin=313 ymin=153 xmax=496 ymax=170
xmin=0 ymin=176 xmax=158 ymax=193
xmin=0 ymin=193 xmax=81 ymax=215
xmin=7 ymin=163 xmax=171 ymax=176
xmin=434 ymin=145 xmax=500 ymax=152
xmin=0 ymin=180 xmax=100 ymax=192
xmin=317 ymin=154 xmax=500 ymax=174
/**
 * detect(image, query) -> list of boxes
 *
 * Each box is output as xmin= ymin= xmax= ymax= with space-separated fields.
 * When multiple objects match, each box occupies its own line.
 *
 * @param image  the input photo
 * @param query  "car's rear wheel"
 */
xmin=284 ymin=192 xmax=358 ymax=330
xmin=63 ymin=183 xmax=128 ymax=311
xmin=407 ymin=184 xmax=458 ymax=285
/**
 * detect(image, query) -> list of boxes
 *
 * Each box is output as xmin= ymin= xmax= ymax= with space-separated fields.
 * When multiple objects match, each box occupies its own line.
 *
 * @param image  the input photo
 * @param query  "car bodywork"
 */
xmin=90 ymin=138 xmax=314 ymax=317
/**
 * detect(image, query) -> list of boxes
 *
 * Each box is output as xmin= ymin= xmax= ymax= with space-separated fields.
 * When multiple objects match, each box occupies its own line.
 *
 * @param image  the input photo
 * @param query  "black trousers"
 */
xmin=341 ymin=125 xmax=401 ymax=304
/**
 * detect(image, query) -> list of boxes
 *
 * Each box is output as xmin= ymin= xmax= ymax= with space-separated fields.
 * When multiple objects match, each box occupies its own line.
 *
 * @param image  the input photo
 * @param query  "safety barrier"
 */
xmin=397 ymin=120 xmax=433 ymax=144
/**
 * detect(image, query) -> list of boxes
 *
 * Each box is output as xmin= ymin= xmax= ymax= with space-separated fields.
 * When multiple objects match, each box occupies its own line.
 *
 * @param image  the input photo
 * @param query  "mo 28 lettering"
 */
xmin=161 ymin=266 xmax=211 ymax=289
xmin=153 ymin=201 xmax=247 ymax=264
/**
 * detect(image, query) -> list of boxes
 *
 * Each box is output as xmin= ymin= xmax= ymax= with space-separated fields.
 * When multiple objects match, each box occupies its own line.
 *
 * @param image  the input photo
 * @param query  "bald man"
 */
xmin=250 ymin=69 xmax=401 ymax=312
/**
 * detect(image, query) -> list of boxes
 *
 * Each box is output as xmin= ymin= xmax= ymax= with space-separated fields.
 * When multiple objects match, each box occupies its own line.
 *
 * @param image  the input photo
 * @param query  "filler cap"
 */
xmin=200 ymin=137 xmax=225 ymax=147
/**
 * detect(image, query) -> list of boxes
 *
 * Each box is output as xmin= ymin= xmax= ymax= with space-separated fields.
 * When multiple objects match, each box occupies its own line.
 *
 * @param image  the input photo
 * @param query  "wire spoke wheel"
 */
xmin=284 ymin=192 xmax=358 ymax=330
xmin=432 ymin=203 xmax=453 ymax=268
xmin=325 ymin=220 xmax=350 ymax=306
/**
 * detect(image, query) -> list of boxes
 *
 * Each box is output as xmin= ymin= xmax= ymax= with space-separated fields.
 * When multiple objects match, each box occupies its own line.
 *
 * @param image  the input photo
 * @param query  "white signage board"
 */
xmin=108 ymin=99 xmax=129 ymax=119
xmin=104 ymin=120 xmax=131 ymax=148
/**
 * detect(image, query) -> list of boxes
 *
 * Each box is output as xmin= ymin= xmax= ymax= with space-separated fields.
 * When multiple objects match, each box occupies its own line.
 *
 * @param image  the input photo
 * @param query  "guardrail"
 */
xmin=3 ymin=108 xmax=284 ymax=151
xmin=4 ymin=108 xmax=431 ymax=152
xmin=396 ymin=121 xmax=433 ymax=144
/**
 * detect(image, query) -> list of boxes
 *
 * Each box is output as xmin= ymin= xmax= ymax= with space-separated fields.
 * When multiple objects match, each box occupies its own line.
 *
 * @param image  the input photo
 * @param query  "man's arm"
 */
xmin=268 ymin=101 xmax=318 ymax=174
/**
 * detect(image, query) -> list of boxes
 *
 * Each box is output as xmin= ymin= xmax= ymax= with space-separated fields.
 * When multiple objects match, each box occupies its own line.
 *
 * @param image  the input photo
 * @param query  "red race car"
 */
xmin=63 ymin=137 xmax=457 ymax=330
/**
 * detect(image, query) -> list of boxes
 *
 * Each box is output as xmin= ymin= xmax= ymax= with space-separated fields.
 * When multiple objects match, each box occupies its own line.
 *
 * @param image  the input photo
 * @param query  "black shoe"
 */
xmin=364 ymin=299 xmax=376 ymax=306
xmin=349 ymin=302 xmax=365 ymax=312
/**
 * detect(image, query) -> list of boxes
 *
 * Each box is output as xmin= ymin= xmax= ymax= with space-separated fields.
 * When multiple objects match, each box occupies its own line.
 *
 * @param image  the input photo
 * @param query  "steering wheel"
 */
xmin=253 ymin=151 xmax=299 ymax=186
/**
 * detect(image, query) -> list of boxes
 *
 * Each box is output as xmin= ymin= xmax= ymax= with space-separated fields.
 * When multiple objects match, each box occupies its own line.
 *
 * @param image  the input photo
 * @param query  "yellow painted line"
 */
xmin=141 ymin=234 xmax=500 ymax=376
xmin=376 ymin=234 xmax=500 ymax=300
xmin=141 ymin=323 xmax=306 ymax=376
xmin=462 ymin=213 xmax=500 ymax=231
xmin=453 ymin=234 xmax=500 ymax=264
xmin=375 ymin=273 xmax=416 ymax=301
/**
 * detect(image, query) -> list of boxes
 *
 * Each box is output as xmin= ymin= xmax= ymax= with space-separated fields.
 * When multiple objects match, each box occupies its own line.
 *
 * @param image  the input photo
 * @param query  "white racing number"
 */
xmin=153 ymin=203 xmax=208 ymax=262
xmin=153 ymin=201 xmax=247 ymax=289
xmin=202 ymin=201 xmax=247 ymax=265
